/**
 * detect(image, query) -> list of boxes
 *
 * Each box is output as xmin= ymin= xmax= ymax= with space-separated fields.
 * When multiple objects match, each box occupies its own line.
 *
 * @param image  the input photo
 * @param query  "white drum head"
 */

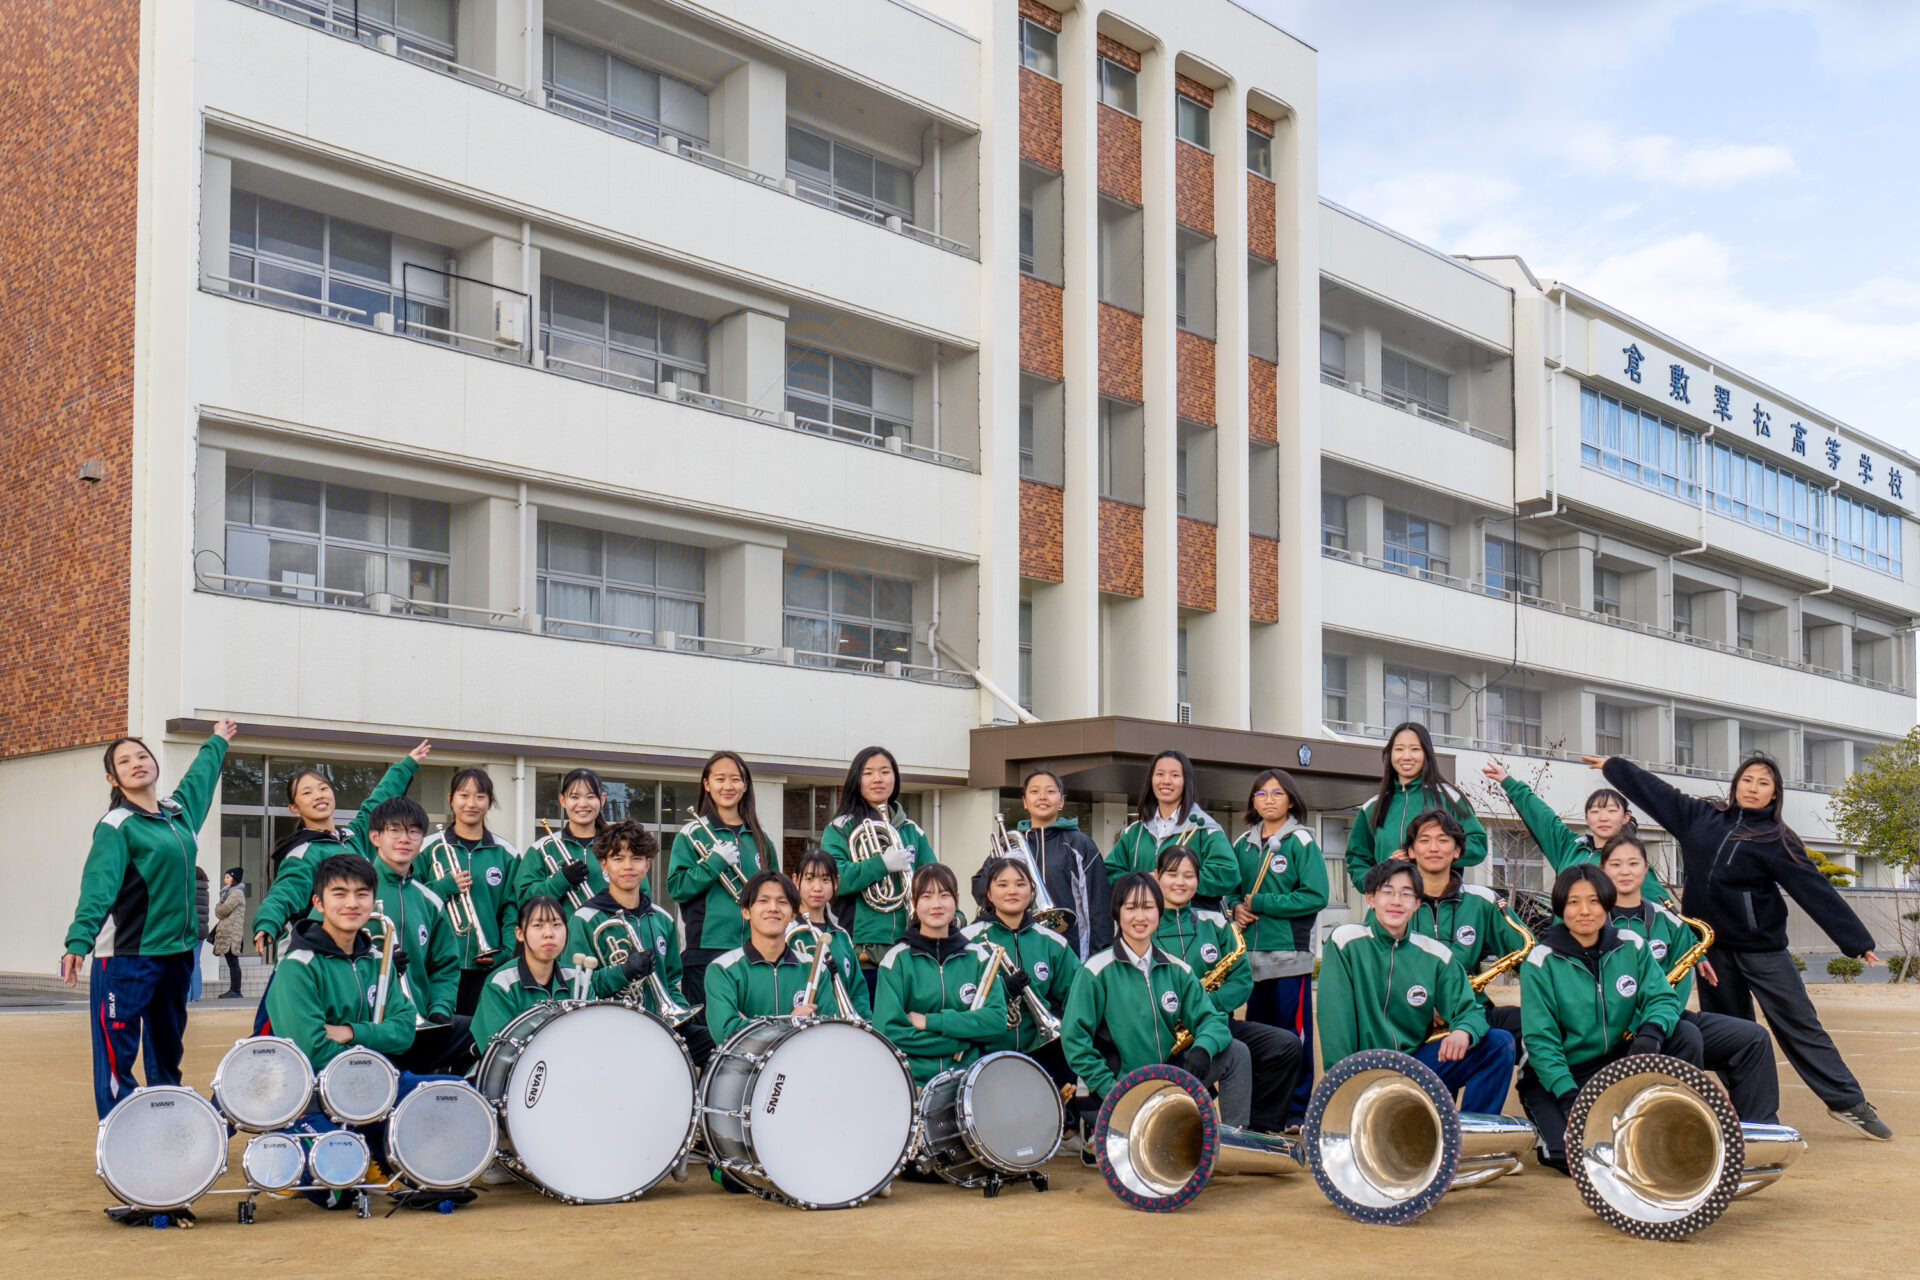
xmin=388 ymin=1081 xmax=497 ymax=1190
xmin=97 ymin=1087 xmax=227 ymax=1210
xmin=215 ymin=1037 xmax=314 ymax=1131
xmin=308 ymin=1130 xmax=371 ymax=1188
xmin=964 ymin=1053 xmax=1062 ymax=1171
xmin=749 ymin=1021 xmax=914 ymax=1207
xmin=500 ymin=1003 xmax=695 ymax=1202
xmin=242 ymin=1132 xmax=305 ymax=1192
xmin=317 ymin=1049 xmax=399 ymax=1125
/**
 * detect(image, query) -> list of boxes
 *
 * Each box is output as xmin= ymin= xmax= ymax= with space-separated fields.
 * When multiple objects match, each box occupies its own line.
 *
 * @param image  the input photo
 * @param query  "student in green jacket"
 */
xmin=1318 ymin=860 xmax=1514 ymax=1115
xmin=873 ymin=864 xmax=1009 ymax=1087
xmin=822 ymin=746 xmax=937 ymax=995
xmin=364 ymin=796 xmax=469 ymax=1075
xmin=1060 ymin=873 xmax=1247 ymax=1124
xmin=1481 ymin=758 xmax=1671 ymax=906
xmin=1391 ymin=809 xmax=1532 ymax=1040
xmin=666 ymin=751 xmax=772 ymax=1009
xmin=1105 ymin=750 xmax=1239 ymax=903
xmin=420 ymin=768 xmax=520 ymax=1017
xmin=566 ymin=820 xmax=716 ymax=1069
xmin=1228 ymin=768 xmax=1328 ymax=1122
xmin=63 ymin=721 xmax=237 ymax=1119
xmin=1343 ymin=722 xmax=1486 ymax=893
xmin=705 ymin=871 xmax=858 ymax=1045
xmin=1154 ymin=849 xmax=1301 ymax=1134
xmin=1517 ymin=864 xmax=1704 ymax=1172
xmin=515 ymin=767 xmax=610 ymax=912
xmin=469 ymin=896 xmax=584 ymax=1053
xmin=963 ymin=856 xmax=1080 ymax=1070
xmin=794 ymin=849 xmax=872 ymax=1021
xmin=250 ymin=741 xmax=431 ymax=957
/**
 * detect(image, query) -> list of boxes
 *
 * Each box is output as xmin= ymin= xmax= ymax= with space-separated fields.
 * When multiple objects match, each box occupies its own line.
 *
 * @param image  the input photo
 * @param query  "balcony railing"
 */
xmin=1324 ymin=544 xmax=1908 ymax=695
xmin=235 ymin=0 xmax=519 ymax=97
xmin=1321 ymin=370 xmax=1508 ymax=447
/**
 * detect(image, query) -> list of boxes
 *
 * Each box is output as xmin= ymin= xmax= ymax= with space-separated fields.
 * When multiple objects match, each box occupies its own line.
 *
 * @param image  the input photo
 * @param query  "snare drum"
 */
xmin=701 ymin=1017 xmax=916 ymax=1209
xmin=307 ymin=1130 xmax=371 ymax=1189
xmin=918 ymin=1051 xmax=1063 ymax=1188
xmin=214 ymin=1036 xmax=314 ymax=1132
xmin=96 ymin=1086 xmax=228 ymax=1210
xmin=385 ymin=1080 xmax=497 ymax=1190
xmin=475 ymin=1000 xmax=696 ymax=1203
xmin=241 ymin=1132 xmax=306 ymax=1192
xmin=316 ymin=1048 xmax=399 ymax=1125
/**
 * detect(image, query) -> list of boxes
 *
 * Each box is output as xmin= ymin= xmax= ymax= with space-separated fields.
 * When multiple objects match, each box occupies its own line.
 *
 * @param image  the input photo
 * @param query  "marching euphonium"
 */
xmin=847 ymin=817 xmax=911 ymax=913
xmin=1093 ymin=1064 xmax=1306 ymax=1212
xmin=592 ymin=915 xmax=702 ymax=1027
xmin=427 ymin=826 xmax=496 ymax=963
xmin=990 ymin=814 xmax=1076 ymax=935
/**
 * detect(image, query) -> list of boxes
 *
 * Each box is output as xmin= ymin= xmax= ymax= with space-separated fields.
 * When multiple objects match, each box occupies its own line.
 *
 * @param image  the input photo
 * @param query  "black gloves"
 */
xmin=562 ymin=860 xmax=592 ymax=887
xmin=1555 ymin=1090 xmax=1579 ymax=1114
xmin=426 ymin=1011 xmax=452 ymax=1027
xmin=1178 ymin=1046 xmax=1212 ymax=1081
xmin=390 ymin=947 xmax=410 ymax=976
xmin=1627 ymin=1025 xmax=1665 ymax=1057
xmin=1003 ymin=969 xmax=1032 ymax=1001
xmin=619 ymin=948 xmax=657 ymax=982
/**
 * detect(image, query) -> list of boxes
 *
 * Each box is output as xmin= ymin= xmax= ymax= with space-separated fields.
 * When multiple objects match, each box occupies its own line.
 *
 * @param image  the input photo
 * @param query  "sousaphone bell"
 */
xmin=1092 ymin=1064 xmax=1305 ymax=1212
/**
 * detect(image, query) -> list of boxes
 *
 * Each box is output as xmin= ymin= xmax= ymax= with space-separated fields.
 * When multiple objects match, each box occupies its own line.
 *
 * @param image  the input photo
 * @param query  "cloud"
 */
xmin=1565 ymin=129 xmax=1796 ymax=188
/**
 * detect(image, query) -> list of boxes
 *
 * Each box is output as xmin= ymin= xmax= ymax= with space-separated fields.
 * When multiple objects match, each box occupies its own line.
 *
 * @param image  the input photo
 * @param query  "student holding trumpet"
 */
xmin=667 ymin=752 xmax=772 ymax=1009
xmin=420 ymin=768 xmax=519 ymax=1016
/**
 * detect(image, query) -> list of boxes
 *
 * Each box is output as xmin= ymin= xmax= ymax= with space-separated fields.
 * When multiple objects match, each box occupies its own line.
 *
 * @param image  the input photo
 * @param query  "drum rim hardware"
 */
xmin=385 ymin=1078 xmax=499 ymax=1191
xmin=916 ymin=1050 xmax=1062 ymax=1197
xmin=316 ymin=1047 xmax=402 ymax=1125
xmin=95 ymin=1085 xmax=230 ymax=1213
xmin=212 ymin=1035 xmax=315 ymax=1132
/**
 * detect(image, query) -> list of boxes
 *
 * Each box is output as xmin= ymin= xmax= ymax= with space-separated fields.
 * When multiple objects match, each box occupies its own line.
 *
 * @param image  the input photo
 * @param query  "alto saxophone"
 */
xmin=1665 ymin=913 xmax=1715 ymax=987
xmin=1171 ymin=919 xmax=1247 ymax=1055
xmin=1426 ymin=898 xmax=1536 ymax=1044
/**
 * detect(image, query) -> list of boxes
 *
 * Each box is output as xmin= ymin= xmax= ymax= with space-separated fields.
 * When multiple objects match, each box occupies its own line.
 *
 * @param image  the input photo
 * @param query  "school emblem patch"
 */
xmin=1650 ymin=939 xmax=1668 ymax=961
xmin=1616 ymin=975 xmax=1638 ymax=997
xmin=1269 ymin=853 xmax=1288 ymax=874
xmin=485 ymin=866 xmax=504 ymax=887
xmin=792 ymin=990 xmax=807 ymax=1008
xmin=416 ymin=923 xmax=429 ymax=947
xmin=1160 ymin=990 xmax=1180 ymax=1014
xmin=655 ymin=936 xmax=668 ymax=956
xmin=1405 ymin=984 xmax=1429 ymax=1008
xmin=366 ymin=983 xmax=378 ymax=1011
xmin=959 ymin=983 xmax=979 ymax=1005
xmin=1200 ymin=943 xmax=1220 ymax=964
xmin=1033 ymin=961 xmax=1050 ymax=982
xmin=1455 ymin=925 xmax=1477 ymax=947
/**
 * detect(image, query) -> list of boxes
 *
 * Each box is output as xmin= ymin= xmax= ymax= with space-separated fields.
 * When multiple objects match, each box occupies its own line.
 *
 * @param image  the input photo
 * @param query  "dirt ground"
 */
xmin=5 ymin=988 xmax=1916 ymax=1280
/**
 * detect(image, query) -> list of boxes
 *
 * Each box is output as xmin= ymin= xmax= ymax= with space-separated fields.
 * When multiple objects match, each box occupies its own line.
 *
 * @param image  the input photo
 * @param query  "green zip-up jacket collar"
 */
xmin=420 ymin=828 xmax=521 ymax=970
xmin=468 ymin=956 xmax=590 ymax=1052
xmin=261 ymin=918 xmax=417 ymax=1070
xmin=1402 ymin=873 xmax=1530 ymax=1007
xmin=1343 ymin=779 xmax=1488 ymax=893
xmin=564 ymin=890 xmax=689 ymax=1014
xmin=1105 ymin=808 xmax=1240 ymax=900
xmin=250 ymin=754 xmax=421 ymax=942
xmin=1519 ymin=922 xmax=1683 ymax=1100
xmin=821 ymin=806 xmax=937 ymax=947
xmin=1316 ymin=917 xmax=1487 ymax=1069
xmin=66 ymin=734 xmax=228 ymax=957
xmin=1498 ymin=775 xmax=1672 ymax=906
xmin=373 ymin=856 xmax=461 ymax=1021
xmin=666 ymin=819 xmax=766 ymax=955
xmin=1154 ymin=903 xmax=1251 ymax=1016
xmin=961 ymin=914 xmax=1081 ymax=1053
xmin=872 ymin=928 xmax=1008 ymax=1086
xmin=514 ymin=827 xmax=609 ymax=912
xmin=1228 ymin=820 xmax=1331 ymax=951
xmin=1061 ymin=941 xmax=1229 ymax=1100
xmin=1610 ymin=900 xmax=1701 ymax=1005
xmin=703 ymin=938 xmax=856 ymax=1046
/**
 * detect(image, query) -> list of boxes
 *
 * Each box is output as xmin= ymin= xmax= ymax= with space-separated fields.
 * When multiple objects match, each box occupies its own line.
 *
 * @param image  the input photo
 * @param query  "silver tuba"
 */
xmin=1567 ymin=1053 xmax=1805 ymax=1240
xmin=1093 ymin=1065 xmax=1305 ymax=1211
xmin=989 ymin=815 xmax=1075 ymax=935
xmin=1303 ymin=1049 xmax=1536 ymax=1225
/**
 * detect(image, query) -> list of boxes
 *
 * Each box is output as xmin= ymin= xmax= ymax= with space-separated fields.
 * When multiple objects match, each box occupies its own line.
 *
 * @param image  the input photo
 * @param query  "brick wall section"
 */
xmin=1176 ymin=75 xmax=1214 ymax=108
xmin=1177 ymin=518 xmax=1217 ymax=611
xmin=1098 ymin=105 xmax=1141 ymax=206
xmin=1021 ymin=275 xmax=1064 ymax=380
xmin=1247 ymin=109 xmax=1277 ymax=262
xmin=1098 ymin=304 xmax=1143 ymax=403
xmin=1175 ymin=141 xmax=1214 ymax=236
xmin=1020 ymin=481 xmax=1065 ymax=583
xmin=1098 ymin=499 xmax=1144 ymax=597
xmin=1096 ymin=35 xmax=1142 ymax=71
xmin=1020 ymin=67 xmax=1063 ymax=173
xmin=1249 ymin=534 xmax=1279 ymax=623
xmin=1177 ymin=331 xmax=1216 ymax=425
xmin=1018 ymin=0 xmax=1061 ymax=30
xmin=1249 ymin=355 xmax=1278 ymax=444
xmin=0 ymin=0 xmax=139 ymax=758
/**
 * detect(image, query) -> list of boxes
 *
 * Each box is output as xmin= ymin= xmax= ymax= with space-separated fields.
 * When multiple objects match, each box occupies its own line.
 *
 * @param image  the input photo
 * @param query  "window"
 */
xmin=783 ymin=564 xmax=913 ymax=670
xmin=1802 ymin=737 xmax=1817 ymax=786
xmin=1595 ymin=701 xmax=1630 ymax=757
xmin=1674 ymin=717 xmax=1699 ymax=769
xmin=1320 ymin=816 xmax=1352 ymax=905
xmin=223 ymin=465 xmax=450 ymax=613
xmin=1319 ymin=328 xmax=1346 ymax=381
xmin=1320 ymin=492 xmax=1348 ymax=553
xmin=1018 ymin=600 xmax=1034 ymax=710
xmin=1833 ymin=491 xmax=1904 ymax=575
xmin=286 ymin=0 xmax=454 ymax=57
xmin=1579 ymin=386 xmax=1702 ymax=501
xmin=1851 ymin=637 xmax=1866 ymax=679
xmin=544 ymin=33 xmax=708 ymax=147
xmin=1485 ymin=684 xmax=1542 ymax=749
xmin=1019 ymin=165 xmax=1063 ymax=282
xmin=1176 ymin=436 xmax=1190 ymax=516
xmin=1098 ymin=197 xmax=1143 ymax=309
xmin=1483 ymin=536 xmax=1541 ymax=599
xmin=542 ymin=278 xmax=708 ymax=393
xmin=1736 ymin=607 xmax=1756 ymax=652
xmin=1017 ymin=17 xmax=1059 ymax=77
xmin=1593 ymin=568 xmax=1623 ymax=619
xmin=1672 ymin=590 xmax=1694 ymax=637
xmin=1323 ymin=655 xmax=1348 ymax=724
xmin=1384 ymin=509 xmax=1450 ymax=579
xmin=1098 ymin=399 xmax=1144 ymax=503
xmin=1384 ymin=665 xmax=1450 ymax=736
xmin=1739 ymin=726 xmax=1758 ymax=757
xmin=1176 ymin=626 xmax=1189 ymax=706
xmin=787 ymin=125 xmax=915 ymax=224
xmin=537 ymin=520 xmax=705 ymax=645
xmin=227 ymin=191 xmax=449 ymax=336
xmin=1247 ymin=129 xmax=1273 ymax=179
xmin=1019 ymin=196 xmax=1035 ymax=275
xmin=1175 ymin=96 xmax=1210 ymax=149
xmin=785 ymin=345 xmax=913 ymax=443
xmin=1176 ymin=231 xmax=1215 ymax=337
xmin=1382 ymin=351 xmax=1449 ymax=418
xmin=1019 ymin=398 xmax=1035 ymax=479
xmin=1098 ymin=58 xmax=1138 ymax=114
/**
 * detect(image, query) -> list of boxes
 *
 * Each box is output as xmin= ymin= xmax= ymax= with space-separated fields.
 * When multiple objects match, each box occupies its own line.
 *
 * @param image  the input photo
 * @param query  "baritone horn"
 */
xmin=1567 ymin=1052 xmax=1805 ymax=1240
xmin=1303 ymin=1049 xmax=1535 ymax=1225
xmin=1093 ymin=1064 xmax=1305 ymax=1212
xmin=847 ymin=818 xmax=910 ymax=913
xmin=592 ymin=916 xmax=702 ymax=1028
xmin=427 ymin=826 xmax=496 ymax=963
xmin=989 ymin=815 xmax=1076 ymax=935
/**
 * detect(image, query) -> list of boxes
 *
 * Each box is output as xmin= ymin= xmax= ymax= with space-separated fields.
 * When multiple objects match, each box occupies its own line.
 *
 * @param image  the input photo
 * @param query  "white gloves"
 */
xmin=714 ymin=840 xmax=742 ymax=869
xmin=881 ymin=844 xmax=914 ymax=874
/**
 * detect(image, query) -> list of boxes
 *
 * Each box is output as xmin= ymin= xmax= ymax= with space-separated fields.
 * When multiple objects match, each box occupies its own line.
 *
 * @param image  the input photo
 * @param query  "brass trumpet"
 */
xmin=427 ymin=826 xmax=496 ymax=963
xmin=538 ymin=819 xmax=593 ymax=911
xmin=848 ymin=817 xmax=910 ymax=914
xmin=592 ymin=914 xmax=701 ymax=1027
xmin=989 ymin=815 xmax=1075 ymax=934
xmin=687 ymin=810 xmax=749 ymax=900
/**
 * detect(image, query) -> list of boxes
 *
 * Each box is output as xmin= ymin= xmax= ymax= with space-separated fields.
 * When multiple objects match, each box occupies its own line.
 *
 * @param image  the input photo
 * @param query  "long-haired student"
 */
xmin=820 ymin=747 xmax=937 ymax=998
xmin=666 ymin=751 xmax=772 ymax=1009
xmin=514 ymin=767 xmax=611 ymax=909
xmin=1482 ymin=758 xmax=1672 ymax=905
xmin=420 ymin=767 xmax=520 ymax=1016
xmin=1342 ymin=722 xmax=1487 ymax=893
xmin=1104 ymin=751 xmax=1238 ymax=904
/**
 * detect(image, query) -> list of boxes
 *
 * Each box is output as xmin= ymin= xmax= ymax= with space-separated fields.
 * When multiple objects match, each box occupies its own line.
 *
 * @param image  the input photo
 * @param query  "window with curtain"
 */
xmin=541 ymin=277 xmax=708 ymax=393
xmin=1322 ymin=655 xmax=1348 ymax=724
xmin=1384 ymin=665 xmax=1450 ymax=736
xmin=1384 ymin=509 xmax=1450 ymax=578
xmin=785 ymin=345 xmax=913 ymax=442
xmin=536 ymin=520 xmax=706 ymax=645
xmin=1485 ymin=685 xmax=1542 ymax=749
xmin=786 ymin=125 xmax=915 ymax=224
xmin=223 ymin=465 xmax=450 ymax=613
xmin=543 ymin=33 xmax=709 ymax=146
xmin=783 ymin=564 xmax=914 ymax=670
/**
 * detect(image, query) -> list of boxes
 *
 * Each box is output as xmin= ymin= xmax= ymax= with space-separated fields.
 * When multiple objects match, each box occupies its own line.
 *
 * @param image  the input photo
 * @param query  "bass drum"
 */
xmin=475 ymin=1000 xmax=697 ymax=1203
xmin=96 ymin=1086 xmax=228 ymax=1211
xmin=919 ymin=1051 xmax=1063 ymax=1188
xmin=385 ymin=1080 xmax=498 ymax=1191
xmin=701 ymin=1017 xmax=915 ymax=1209
xmin=213 ymin=1036 xmax=314 ymax=1132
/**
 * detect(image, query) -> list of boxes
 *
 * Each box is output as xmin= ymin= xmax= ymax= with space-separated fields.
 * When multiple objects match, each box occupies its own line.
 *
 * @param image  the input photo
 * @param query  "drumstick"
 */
xmin=571 ymin=953 xmax=598 ymax=1002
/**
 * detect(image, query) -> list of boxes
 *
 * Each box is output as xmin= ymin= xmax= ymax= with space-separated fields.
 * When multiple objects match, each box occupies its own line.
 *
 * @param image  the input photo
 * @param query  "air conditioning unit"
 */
xmin=1177 ymin=702 xmax=1192 ymax=725
xmin=493 ymin=297 xmax=527 ymax=345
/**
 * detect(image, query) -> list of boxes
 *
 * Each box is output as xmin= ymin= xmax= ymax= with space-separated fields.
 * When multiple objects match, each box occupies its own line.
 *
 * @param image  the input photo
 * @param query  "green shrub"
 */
xmin=1828 ymin=956 xmax=1865 ymax=983
xmin=1883 ymin=954 xmax=1914 ymax=981
xmin=1790 ymin=952 xmax=1807 ymax=972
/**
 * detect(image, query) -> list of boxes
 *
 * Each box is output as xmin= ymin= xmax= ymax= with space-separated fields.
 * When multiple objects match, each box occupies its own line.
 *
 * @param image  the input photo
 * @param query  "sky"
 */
xmin=1245 ymin=0 xmax=1920 ymax=457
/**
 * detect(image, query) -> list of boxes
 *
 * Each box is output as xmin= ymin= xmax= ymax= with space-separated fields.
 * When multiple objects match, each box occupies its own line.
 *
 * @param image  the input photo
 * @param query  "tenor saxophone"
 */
xmin=1171 ymin=919 xmax=1247 ymax=1055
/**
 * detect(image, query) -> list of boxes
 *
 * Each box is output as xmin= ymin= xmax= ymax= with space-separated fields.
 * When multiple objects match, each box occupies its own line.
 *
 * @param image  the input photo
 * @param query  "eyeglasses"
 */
xmin=1372 ymin=889 xmax=1420 ymax=905
xmin=1252 ymin=788 xmax=1289 ymax=800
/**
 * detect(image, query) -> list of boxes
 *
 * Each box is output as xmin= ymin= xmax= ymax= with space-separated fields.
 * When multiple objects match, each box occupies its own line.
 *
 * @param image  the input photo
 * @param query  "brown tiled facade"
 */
xmin=1097 ymin=104 xmax=1142 ymax=206
xmin=1247 ymin=110 xmax=1277 ymax=263
xmin=0 ymin=0 xmax=139 ymax=758
xmin=1020 ymin=480 xmax=1065 ymax=582
xmin=1018 ymin=0 xmax=1061 ymax=30
xmin=1249 ymin=534 xmax=1280 ymax=624
xmin=1177 ymin=332 xmax=1216 ymax=425
xmin=1021 ymin=275 xmax=1064 ymax=380
xmin=1098 ymin=499 xmax=1144 ymax=597
xmin=1099 ymin=304 xmax=1144 ymax=403
xmin=1096 ymin=35 xmax=1142 ymax=71
xmin=1177 ymin=518 xmax=1217 ymax=611
xmin=1249 ymin=355 xmax=1278 ymax=444
xmin=1020 ymin=67 xmax=1063 ymax=173
xmin=1175 ymin=141 xmax=1214 ymax=236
